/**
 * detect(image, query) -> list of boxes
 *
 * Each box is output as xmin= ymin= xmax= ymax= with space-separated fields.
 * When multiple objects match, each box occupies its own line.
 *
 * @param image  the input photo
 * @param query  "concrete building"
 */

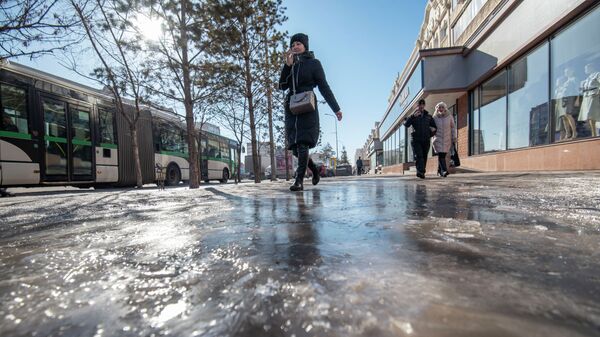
xmin=375 ymin=0 xmax=600 ymax=174
xmin=365 ymin=122 xmax=383 ymax=174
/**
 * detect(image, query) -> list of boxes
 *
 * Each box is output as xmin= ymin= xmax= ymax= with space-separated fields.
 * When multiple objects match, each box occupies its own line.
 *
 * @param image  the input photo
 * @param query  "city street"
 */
xmin=1 ymin=172 xmax=599 ymax=337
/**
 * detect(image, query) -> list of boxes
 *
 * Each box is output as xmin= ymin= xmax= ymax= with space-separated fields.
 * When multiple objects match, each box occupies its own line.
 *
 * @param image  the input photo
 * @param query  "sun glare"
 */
xmin=134 ymin=14 xmax=163 ymax=41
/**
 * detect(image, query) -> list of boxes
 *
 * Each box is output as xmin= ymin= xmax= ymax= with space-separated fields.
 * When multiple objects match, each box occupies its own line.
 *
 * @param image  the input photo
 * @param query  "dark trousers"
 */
xmin=357 ymin=167 xmax=362 ymax=175
xmin=411 ymin=139 xmax=430 ymax=174
xmin=437 ymin=152 xmax=448 ymax=174
xmin=292 ymin=144 xmax=317 ymax=180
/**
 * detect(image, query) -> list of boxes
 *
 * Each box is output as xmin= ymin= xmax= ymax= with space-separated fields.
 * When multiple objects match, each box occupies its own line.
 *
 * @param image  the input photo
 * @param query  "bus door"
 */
xmin=41 ymin=96 xmax=94 ymax=182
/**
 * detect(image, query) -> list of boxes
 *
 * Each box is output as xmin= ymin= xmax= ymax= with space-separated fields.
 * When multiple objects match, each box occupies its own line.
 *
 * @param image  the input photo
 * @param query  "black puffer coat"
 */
xmin=278 ymin=52 xmax=340 ymax=149
xmin=404 ymin=110 xmax=437 ymax=141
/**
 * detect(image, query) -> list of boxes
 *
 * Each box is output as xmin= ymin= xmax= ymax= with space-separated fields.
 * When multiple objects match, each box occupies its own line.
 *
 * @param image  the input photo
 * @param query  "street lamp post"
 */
xmin=325 ymin=113 xmax=339 ymax=168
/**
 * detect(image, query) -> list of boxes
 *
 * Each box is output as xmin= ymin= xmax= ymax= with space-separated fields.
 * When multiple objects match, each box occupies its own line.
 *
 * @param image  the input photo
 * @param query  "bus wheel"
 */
xmin=165 ymin=164 xmax=181 ymax=186
xmin=220 ymin=168 xmax=229 ymax=183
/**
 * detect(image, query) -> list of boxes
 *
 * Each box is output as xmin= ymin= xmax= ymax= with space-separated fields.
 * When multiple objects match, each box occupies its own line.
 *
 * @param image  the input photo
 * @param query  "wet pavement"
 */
xmin=1 ymin=172 xmax=600 ymax=337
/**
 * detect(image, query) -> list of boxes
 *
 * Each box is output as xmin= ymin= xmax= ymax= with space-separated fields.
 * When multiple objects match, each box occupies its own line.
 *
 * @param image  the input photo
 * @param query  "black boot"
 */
xmin=291 ymin=144 xmax=309 ymax=192
xmin=290 ymin=177 xmax=304 ymax=191
xmin=308 ymin=159 xmax=320 ymax=186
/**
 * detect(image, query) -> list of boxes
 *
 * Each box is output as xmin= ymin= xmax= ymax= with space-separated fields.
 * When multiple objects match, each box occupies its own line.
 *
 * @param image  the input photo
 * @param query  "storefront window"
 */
xmin=392 ymin=130 xmax=397 ymax=165
xmin=551 ymin=5 xmax=600 ymax=141
xmin=480 ymin=70 xmax=507 ymax=152
xmin=508 ymin=43 xmax=549 ymax=149
xmin=380 ymin=62 xmax=423 ymax=137
xmin=397 ymin=127 xmax=405 ymax=164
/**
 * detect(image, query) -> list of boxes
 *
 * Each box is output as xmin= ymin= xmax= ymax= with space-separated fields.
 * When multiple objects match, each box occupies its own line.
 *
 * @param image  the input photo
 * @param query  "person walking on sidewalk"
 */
xmin=278 ymin=33 xmax=343 ymax=191
xmin=401 ymin=99 xmax=436 ymax=179
xmin=432 ymin=102 xmax=456 ymax=177
xmin=356 ymin=157 xmax=363 ymax=176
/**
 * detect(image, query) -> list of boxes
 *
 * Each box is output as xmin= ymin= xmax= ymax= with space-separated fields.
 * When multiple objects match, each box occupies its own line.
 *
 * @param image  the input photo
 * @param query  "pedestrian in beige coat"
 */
xmin=432 ymin=102 xmax=456 ymax=177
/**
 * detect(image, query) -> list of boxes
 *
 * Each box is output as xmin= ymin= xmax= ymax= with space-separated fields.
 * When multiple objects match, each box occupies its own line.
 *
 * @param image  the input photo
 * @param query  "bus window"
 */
xmin=98 ymin=108 xmax=117 ymax=145
xmin=0 ymin=84 xmax=28 ymax=133
xmin=220 ymin=142 xmax=230 ymax=160
xmin=160 ymin=123 xmax=185 ymax=154
xmin=208 ymin=139 xmax=219 ymax=158
xmin=201 ymin=137 xmax=208 ymax=156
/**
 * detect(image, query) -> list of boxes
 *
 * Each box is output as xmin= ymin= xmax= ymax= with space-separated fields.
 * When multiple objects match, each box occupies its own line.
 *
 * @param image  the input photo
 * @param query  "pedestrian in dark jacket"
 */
xmin=278 ymin=33 xmax=343 ymax=191
xmin=402 ymin=99 xmax=436 ymax=179
xmin=356 ymin=157 xmax=363 ymax=176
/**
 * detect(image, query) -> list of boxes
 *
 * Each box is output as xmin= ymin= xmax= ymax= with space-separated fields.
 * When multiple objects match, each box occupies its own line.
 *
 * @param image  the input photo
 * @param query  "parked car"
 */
xmin=335 ymin=164 xmax=353 ymax=176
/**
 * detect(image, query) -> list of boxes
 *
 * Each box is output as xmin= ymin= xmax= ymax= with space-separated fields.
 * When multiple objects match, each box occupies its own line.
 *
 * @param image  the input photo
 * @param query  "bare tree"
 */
xmin=68 ymin=0 xmax=149 ymax=187
xmin=1 ymin=0 xmax=81 ymax=59
xmin=144 ymin=0 xmax=231 ymax=189
xmin=207 ymin=0 xmax=286 ymax=184
xmin=214 ymin=84 xmax=248 ymax=184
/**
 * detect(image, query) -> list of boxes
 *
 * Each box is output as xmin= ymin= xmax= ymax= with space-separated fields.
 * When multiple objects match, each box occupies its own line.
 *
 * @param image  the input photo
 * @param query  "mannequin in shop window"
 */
xmin=578 ymin=63 xmax=600 ymax=137
xmin=554 ymin=67 xmax=579 ymax=140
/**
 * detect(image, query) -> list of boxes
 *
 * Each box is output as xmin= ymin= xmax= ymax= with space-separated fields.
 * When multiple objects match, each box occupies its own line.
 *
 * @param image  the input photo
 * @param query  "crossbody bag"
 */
xmin=289 ymin=62 xmax=316 ymax=115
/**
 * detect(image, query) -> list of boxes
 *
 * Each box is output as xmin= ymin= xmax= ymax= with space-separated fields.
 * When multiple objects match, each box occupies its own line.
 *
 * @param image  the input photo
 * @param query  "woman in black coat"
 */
xmin=278 ymin=33 xmax=343 ymax=191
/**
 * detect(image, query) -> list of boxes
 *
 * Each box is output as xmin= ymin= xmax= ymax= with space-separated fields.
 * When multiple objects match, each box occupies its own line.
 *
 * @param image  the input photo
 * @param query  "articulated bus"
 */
xmin=0 ymin=61 xmax=237 ymax=188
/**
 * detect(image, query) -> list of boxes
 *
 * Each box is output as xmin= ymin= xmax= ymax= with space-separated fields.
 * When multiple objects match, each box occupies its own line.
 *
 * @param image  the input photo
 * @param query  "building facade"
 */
xmin=376 ymin=0 xmax=600 ymax=173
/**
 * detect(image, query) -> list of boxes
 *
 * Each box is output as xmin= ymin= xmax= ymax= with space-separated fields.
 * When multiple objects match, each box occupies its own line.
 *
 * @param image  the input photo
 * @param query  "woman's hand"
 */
xmin=284 ymin=50 xmax=293 ymax=66
xmin=335 ymin=111 xmax=343 ymax=121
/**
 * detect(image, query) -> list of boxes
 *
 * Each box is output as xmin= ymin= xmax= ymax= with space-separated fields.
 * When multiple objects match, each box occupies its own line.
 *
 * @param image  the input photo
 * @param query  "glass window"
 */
xmin=383 ymin=138 xmax=387 ymax=166
xmin=508 ymin=43 xmax=549 ymax=149
xmin=99 ymin=108 xmax=117 ymax=145
xmin=397 ymin=127 xmax=405 ymax=163
xmin=1 ymin=84 xmax=28 ymax=133
xmin=392 ymin=130 xmax=396 ymax=165
xmin=470 ymin=88 xmax=482 ymax=155
xmin=220 ymin=142 xmax=230 ymax=160
xmin=71 ymin=108 xmax=91 ymax=142
xmin=70 ymin=108 xmax=92 ymax=176
xmin=551 ymin=5 xmax=600 ymax=141
xmin=480 ymin=70 xmax=507 ymax=152
xmin=43 ymin=99 xmax=67 ymax=139
xmin=380 ymin=62 xmax=423 ymax=136
xmin=201 ymin=137 xmax=208 ymax=156
xmin=208 ymin=139 xmax=220 ymax=158
xmin=42 ymin=99 xmax=68 ymax=176
xmin=453 ymin=0 xmax=489 ymax=41
xmin=160 ymin=124 xmax=185 ymax=153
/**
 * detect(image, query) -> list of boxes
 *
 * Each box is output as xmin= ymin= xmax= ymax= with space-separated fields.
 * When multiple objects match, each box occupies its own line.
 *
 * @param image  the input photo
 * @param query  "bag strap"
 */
xmin=291 ymin=60 xmax=301 ymax=95
xmin=291 ymin=63 xmax=296 ymax=95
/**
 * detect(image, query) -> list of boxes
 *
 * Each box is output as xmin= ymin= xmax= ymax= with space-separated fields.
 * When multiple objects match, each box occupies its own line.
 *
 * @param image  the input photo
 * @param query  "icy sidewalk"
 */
xmin=1 ymin=173 xmax=599 ymax=337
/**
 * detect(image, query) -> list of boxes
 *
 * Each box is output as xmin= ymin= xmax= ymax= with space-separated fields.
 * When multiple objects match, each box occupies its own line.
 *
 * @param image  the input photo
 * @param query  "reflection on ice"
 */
xmin=152 ymin=300 xmax=187 ymax=327
xmin=1 ymin=174 xmax=599 ymax=336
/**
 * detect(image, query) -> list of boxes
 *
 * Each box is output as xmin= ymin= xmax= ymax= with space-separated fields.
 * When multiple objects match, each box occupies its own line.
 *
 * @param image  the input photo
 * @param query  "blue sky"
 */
xmin=15 ymin=0 xmax=428 ymax=162
xmin=281 ymin=0 xmax=427 ymax=161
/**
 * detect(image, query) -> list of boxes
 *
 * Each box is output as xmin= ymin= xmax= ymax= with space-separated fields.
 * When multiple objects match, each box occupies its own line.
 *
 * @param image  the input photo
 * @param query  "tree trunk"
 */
xmin=197 ymin=130 xmax=203 ymax=183
xmin=244 ymin=45 xmax=260 ymax=183
xmin=130 ymin=125 xmax=143 ymax=188
xmin=180 ymin=1 xmax=200 ymax=189
xmin=236 ymin=146 xmax=242 ymax=184
xmin=264 ymin=34 xmax=276 ymax=181
xmin=284 ymin=133 xmax=290 ymax=181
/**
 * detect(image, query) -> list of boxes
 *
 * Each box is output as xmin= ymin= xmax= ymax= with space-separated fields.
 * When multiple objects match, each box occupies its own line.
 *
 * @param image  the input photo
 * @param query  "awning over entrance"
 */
xmin=379 ymin=46 xmax=487 ymax=140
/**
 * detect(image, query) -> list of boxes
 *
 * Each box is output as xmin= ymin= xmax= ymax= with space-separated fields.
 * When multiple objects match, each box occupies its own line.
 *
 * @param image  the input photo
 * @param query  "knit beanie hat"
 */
xmin=290 ymin=33 xmax=309 ymax=51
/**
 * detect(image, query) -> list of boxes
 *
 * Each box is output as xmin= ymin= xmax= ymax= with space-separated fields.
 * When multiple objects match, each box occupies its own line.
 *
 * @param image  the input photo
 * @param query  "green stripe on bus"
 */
xmin=44 ymin=136 xmax=68 ymax=143
xmin=160 ymin=151 xmax=189 ymax=159
xmin=72 ymin=139 xmax=92 ymax=146
xmin=100 ymin=143 xmax=118 ymax=149
xmin=0 ymin=130 xmax=32 ymax=140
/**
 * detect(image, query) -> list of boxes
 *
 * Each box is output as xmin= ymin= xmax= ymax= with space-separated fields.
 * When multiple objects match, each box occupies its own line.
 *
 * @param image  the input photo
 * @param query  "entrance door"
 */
xmin=41 ymin=97 xmax=93 ymax=182
xmin=69 ymin=106 xmax=93 ymax=180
